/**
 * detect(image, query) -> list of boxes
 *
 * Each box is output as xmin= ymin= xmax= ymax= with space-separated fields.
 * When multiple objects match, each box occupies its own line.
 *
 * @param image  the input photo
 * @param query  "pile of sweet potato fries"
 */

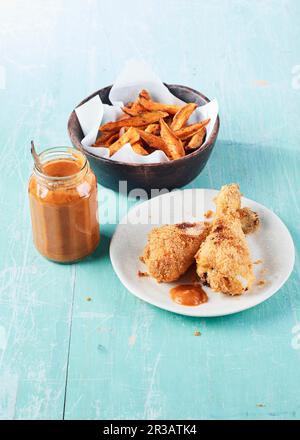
xmin=93 ymin=89 xmax=210 ymax=160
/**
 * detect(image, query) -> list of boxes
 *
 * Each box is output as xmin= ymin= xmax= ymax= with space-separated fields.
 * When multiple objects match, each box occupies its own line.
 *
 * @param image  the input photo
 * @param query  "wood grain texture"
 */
xmin=0 ymin=0 xmax=300 ymax=420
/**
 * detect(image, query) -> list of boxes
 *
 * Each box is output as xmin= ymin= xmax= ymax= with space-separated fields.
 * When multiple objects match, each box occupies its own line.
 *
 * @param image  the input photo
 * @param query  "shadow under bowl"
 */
xmin=67 ymin=84 xmax=220 ymax=193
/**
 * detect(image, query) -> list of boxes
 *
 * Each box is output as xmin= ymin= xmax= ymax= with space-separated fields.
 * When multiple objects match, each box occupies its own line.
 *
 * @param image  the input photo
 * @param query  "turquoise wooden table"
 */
xmin=0 ymin=0 xmax=300 ymax=420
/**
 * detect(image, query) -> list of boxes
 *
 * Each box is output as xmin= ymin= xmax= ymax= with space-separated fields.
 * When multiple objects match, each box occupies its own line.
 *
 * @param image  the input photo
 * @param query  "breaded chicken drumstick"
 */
xmin=142 ymin=222 xmax=209 ymax=283
xmin=195 ymin=184 xmax=255 ymax=295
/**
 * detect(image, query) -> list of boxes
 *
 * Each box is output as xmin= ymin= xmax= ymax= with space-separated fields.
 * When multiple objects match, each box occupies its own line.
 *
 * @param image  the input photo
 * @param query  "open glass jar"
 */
xmin=28 ymin=147 xmax=100 ymax=262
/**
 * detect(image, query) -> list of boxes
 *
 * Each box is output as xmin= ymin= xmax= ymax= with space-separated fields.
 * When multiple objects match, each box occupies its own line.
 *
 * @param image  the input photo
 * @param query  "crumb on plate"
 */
xmin=204 ymin=210 xmax=214 ymax=219
xmin=257 ymin=279 xmax=266 ymax=287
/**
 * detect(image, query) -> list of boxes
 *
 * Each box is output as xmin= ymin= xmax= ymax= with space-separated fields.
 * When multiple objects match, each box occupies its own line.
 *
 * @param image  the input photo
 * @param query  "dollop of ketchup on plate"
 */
xmin=170 ymin=284 xmax=208 ymax=306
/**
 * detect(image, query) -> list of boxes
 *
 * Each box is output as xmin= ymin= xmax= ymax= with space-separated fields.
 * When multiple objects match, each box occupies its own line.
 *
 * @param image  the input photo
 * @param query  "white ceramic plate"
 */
xmin=110 ymin=189 xmax=295 ymax=317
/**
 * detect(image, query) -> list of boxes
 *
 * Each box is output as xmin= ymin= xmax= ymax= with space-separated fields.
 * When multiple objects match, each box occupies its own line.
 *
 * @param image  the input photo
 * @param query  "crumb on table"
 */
xmin=86 ymin=296 xmax=92 ymax=301
xmin=194 ymin=330 xmax=201 ymax=336
xmin=254 ymin=79 xmax=269 ymax=87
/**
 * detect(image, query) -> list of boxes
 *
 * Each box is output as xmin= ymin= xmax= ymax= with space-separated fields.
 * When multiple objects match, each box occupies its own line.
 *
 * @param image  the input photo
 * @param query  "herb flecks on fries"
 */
xmin=93 ymin=90 xmax=210 ymax=159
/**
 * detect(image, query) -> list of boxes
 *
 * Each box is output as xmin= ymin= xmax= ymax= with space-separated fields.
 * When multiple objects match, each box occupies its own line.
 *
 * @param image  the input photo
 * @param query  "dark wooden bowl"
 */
xmin=67 ymin=84 xmax=220 ymax=193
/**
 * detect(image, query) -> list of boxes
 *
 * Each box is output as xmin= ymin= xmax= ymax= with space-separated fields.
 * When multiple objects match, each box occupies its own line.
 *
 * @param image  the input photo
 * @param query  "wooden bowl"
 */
xmin=67 ymin=84 xmax=220 ymax=193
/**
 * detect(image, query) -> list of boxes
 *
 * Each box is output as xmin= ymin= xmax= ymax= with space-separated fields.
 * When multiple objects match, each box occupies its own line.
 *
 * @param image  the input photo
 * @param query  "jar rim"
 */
xmin=33 ymin=146 xmax=88 ymax=182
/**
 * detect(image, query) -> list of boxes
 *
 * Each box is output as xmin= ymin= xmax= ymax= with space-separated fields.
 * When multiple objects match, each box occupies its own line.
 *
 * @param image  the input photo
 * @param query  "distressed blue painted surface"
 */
xmin=0 ymin=0 xmax=300 ymax=420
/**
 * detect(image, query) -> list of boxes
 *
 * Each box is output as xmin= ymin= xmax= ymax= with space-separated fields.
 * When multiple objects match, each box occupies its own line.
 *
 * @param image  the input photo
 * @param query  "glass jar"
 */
xmin=28 ymin=147 xmax=100 ymax=262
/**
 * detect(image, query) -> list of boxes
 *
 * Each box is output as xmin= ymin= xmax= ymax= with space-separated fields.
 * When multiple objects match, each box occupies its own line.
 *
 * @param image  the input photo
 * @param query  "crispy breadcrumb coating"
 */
xmin=142 ymin=222 xmax=209 ymax=283
xmin=195 ymin=184 xmax=255 ymax=295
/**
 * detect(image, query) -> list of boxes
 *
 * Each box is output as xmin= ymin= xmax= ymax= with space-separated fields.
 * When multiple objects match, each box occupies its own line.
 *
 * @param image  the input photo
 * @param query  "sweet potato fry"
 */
xmin=130 ymin=96 xmax=146 ymax=113
xmin=139 ymin=89 xmax=151 ymax=100
xmin=122 ymin=106 xmax=142 ymax=117
xmin=99 ymin=111 xmax=169 ymax=132
xmin=132 ymin=103 xmax=145 ymax=113
xmin=122 ymin=92 xmax=151 ymax=116
xmin=109 ymin=127 xmax=140 ymax=156
xmin=93 ymin=130 xmax=119 ymax=146
xmin=138 ymin=96 xmax=182 ymax=115
xmin=170 ymin=103 xmax=197 ymax=131
xmin=145 ymin=123 xmax=160 ymax=135
xmin=137 ymin=130 xmax=170 ymax=157
xmin=131 ymin=141 xmax=149 ymax=156
xmin=122 ymin=125 xmax=148 ymax=133
xmin=123 ymin=90 xmax=152 ymax=116
xmin=104 ymin=133 xmax=120 ymax=146
xmin=186 ymin=127 xmax=206 ymax=150
xmin=118 ymin=113 xmax=130 ymax=121
xmin=174 ymin=119 xmax=210 ymax=140
xmin=159 ymin=119 xmax=185 ymax=160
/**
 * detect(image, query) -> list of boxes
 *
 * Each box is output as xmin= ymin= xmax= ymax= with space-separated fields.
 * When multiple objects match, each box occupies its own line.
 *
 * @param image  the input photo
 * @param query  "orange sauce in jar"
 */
xmin=28 ymin=147 xmax=100 ymax=263
xmin=170 ymin=284 xmax=208 ymax=306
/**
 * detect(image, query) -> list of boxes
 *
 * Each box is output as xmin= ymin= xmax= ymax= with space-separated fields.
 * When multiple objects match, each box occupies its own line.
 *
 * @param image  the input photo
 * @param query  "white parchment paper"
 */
xmin=75 ymin=60 xmax=219 ymax=163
